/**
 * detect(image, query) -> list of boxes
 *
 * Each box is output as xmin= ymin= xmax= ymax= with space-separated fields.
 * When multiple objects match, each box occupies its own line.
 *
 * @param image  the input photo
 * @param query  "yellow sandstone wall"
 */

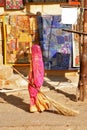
xmin=25 ymin=3 xmax=62 ymax=15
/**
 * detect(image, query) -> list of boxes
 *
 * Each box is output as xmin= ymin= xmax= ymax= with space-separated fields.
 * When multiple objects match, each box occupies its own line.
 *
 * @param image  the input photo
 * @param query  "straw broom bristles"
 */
xmin=47 ymin=96 xmax=79 ymax=116
xmin=36 ymin=91 xmax=50 ymax=112
xmin=39 ymin=91 xmax=79 ymax=116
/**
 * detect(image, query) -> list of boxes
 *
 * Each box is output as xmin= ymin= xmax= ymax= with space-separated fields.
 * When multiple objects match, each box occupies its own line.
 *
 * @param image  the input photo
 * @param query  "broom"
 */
xmin=39 ymin=91 xmax=79 ymax=116
xmin=12 ymin=66 xmax=79 ymax=116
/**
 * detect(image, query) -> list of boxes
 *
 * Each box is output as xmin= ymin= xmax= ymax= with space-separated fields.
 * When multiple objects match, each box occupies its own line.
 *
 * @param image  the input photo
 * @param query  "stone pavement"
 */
xmin=1 ymin=74 xmax=86 ymax=130
xmin=44 ymin=75 xmax=79 ymax=89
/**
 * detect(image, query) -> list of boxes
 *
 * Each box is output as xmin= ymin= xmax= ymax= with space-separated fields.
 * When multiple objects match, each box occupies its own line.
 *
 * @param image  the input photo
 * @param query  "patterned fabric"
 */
xmin=0 ymin=0 xmax=4 ymax=6
xmin=51 ymin=52 xmax=70 ymax=70
xmin=37 ymin=15 xmax=72 ymax=70
xmin=4 ymin=15 xmax=39 ymax=64
xmin=5 ymin=0 xmax=24 ymax=10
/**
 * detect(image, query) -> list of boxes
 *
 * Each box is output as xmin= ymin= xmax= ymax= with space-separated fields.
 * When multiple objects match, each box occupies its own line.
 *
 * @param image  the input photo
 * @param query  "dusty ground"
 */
xmin=0 ymin=74 xmax=87 ymax=130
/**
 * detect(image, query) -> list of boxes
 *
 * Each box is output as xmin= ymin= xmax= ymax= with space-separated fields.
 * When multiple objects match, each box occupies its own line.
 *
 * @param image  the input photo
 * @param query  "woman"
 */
xmin=28 ymin=44 xmax=50 ymax=112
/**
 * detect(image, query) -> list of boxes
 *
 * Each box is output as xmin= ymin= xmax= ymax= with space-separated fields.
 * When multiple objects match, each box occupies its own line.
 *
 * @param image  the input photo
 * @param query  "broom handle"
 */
xmin=12 ymin=66 xmax=40 ymax=91
xmin=12 ymin=66 xmax=49 ymax=99
xmin=12 ymin=66 xmax=28 ymax=82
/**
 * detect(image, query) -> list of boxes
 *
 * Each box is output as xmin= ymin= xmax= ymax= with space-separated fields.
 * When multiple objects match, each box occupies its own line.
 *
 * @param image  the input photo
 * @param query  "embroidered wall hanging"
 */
xmin=38 ymin=15 xmax=72 ymax=70
xmin=4 ymin=15 xmax=39 ymax=64
xmin=0 ymin=0 xmax=4 ymax=6
xmin=5 ymin=0 xmax=24 ymax=10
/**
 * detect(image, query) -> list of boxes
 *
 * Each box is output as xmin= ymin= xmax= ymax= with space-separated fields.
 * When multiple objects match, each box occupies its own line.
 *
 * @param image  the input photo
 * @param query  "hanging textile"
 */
xmin=0 ymin=0 xmax=4 ymax=6
xmin=5 ymin=0 xmax=24 ymax=10
xmin=4 ymin=15 xmax=39 ymax=64
xmin=37 ymin=15 xmax=72 ymax=70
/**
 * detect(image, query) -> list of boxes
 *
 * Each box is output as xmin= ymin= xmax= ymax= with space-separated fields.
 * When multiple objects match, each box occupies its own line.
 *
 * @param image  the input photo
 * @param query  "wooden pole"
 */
xmin=62 ymin=0 xmax=87 ymax=101
xmin=78 ymin=0 xmax=87 ymax=101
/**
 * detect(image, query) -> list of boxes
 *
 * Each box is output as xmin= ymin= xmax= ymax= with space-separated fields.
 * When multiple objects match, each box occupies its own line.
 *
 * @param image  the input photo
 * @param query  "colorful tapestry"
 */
xmin=37 ymin=15 xmax=73 ymax=70
xmin=5 ymin=15 xmax=39 ymax=64
xmin=5 ymin=0 xmax=24 ymax=10
xmin=0 ymin=0 xmax=4 ymax=6
xmin=16 ymin=15 xmax=30 ymax=31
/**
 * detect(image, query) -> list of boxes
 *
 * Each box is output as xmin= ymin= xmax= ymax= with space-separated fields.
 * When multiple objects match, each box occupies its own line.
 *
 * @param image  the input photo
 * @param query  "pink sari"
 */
xmin=28 ymin=44 xmax=44 ymax=110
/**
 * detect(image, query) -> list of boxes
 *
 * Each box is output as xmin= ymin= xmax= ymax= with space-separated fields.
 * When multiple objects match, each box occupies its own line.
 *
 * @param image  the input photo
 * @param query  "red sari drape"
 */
xmin=28 ymin=44 xmax=44 ymax=107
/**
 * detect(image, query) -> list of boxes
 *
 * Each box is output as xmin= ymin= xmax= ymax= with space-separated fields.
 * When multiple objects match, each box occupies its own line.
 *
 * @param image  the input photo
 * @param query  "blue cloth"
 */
xmin=37 ymin=15 xmax=72 ymax=70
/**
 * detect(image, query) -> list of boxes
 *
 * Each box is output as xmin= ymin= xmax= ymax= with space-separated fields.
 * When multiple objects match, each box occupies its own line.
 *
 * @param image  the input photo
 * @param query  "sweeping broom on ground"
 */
xmin=38 ymin=91 xmax=79 ymax=116
xmin=12 ymin=66 xmax=79 ymax=116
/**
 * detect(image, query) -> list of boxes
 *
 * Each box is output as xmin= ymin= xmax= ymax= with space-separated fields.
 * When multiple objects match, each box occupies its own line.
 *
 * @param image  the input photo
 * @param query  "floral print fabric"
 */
xmin=5 ymin=0 xmax=24 ymax=10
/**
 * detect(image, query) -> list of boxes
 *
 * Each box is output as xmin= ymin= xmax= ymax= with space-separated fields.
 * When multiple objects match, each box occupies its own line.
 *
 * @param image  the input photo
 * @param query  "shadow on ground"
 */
xmin=0 ymin=92 xmax=29 ymax=112
xmin=43 ymin=76 xmax=76 ymax=102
